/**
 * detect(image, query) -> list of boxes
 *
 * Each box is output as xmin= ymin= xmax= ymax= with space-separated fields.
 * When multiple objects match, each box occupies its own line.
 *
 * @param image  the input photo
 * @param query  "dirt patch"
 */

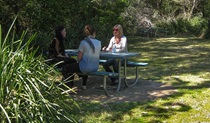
xmin=70 ymin=76 xmax=178 ymax=103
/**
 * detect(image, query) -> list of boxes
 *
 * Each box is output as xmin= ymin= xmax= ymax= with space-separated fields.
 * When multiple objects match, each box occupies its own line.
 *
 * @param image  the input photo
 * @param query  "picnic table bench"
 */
xmin=99 ymin=59 xmax=148 ymax=87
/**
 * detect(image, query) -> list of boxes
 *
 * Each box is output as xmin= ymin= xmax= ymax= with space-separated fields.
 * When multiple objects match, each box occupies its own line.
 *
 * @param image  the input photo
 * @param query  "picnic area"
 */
xmin=1 ymin=1 xmax=210 ymax=123
xmin=56 ymin=36 xmax=210 ymax=122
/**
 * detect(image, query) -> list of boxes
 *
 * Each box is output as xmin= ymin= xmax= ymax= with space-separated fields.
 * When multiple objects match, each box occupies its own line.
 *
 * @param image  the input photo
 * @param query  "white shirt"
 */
xmin=106 ymin=36 xmax=128 ymax=53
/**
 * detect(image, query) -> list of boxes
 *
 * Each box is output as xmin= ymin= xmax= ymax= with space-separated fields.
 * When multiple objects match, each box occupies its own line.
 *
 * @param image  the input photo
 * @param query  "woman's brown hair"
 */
xmin=85 ymin=24 xmax=96 ymax=36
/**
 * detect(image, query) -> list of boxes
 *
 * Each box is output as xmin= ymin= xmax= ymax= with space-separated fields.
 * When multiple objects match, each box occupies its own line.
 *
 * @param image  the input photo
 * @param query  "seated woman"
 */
xmin=48 ymin=25 xmax=76 ymax=68
xmin=62 ymin=24 xmax=101 ymax=89
xmin=102 ymin=24 xmax=128 ymax=85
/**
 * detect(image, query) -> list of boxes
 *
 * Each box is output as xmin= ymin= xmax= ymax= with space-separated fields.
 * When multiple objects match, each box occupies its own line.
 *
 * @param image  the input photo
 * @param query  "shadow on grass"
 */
xmin=67 ymin=76 xmax=185 ymax=122
xmin=67 ymin=36 xmax=210 ymax=122
xmin=141 ymin=102 xmax=191 ymax=122
xmin=69 ymin=90 xmax=188 ymax=123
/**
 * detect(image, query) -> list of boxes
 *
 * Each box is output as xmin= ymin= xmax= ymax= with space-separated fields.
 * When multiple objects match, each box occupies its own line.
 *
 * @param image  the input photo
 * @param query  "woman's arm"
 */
xmin=78 ymin=41 xmax=85 ymax=62
xmin=65 ymin=53 xmax=69 ymax=57
xmin=77 ymin=51 xmax=83 ymax=62
xmin=55 ymin=39 xmax=59 ymax=54
xmin=55 ymin=39 xmax=62 ymax=57
xmin=105 ymin=37 xmax=114 ymax=51
xmin=55 ymin=38 xmax=65 ymax=57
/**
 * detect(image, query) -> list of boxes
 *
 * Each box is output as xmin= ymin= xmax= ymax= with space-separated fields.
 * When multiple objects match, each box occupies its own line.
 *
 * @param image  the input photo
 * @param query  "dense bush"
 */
xmin=155 ymin=17 xmax=208 ymax=37
xmin=156 ymin=21 xmax=175 ymax=35
xmin=188 ymin=17 xmax=208 ymax=36
xmin=0 ymin=21 xmax=76 ymax=123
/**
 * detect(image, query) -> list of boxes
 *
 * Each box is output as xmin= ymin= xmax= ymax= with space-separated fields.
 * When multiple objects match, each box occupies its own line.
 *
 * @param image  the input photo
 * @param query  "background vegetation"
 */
xmin=1 ymin=0 xmax=210 ymax=53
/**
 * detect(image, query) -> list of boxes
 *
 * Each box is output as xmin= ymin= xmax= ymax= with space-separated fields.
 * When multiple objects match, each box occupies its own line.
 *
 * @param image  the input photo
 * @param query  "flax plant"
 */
xmin=0 ymin=19 xmax=77 ymax=123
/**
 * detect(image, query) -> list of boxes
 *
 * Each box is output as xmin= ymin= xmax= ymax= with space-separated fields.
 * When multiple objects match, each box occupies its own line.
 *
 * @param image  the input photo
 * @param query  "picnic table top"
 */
xmin=65 ymin=49 xmax=140 ymax=59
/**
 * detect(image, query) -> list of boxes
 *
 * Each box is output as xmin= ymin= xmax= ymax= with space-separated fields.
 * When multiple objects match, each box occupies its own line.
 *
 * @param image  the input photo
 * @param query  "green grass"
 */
xmin=68 ymin=36 xmax=210 ymax=123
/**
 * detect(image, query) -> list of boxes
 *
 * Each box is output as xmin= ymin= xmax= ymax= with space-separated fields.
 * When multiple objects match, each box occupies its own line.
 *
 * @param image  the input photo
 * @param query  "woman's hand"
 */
xmin=102 ymin=46 xmax=107 ymax=51
xmin=65 ymin=53 xmax=69 ymax=57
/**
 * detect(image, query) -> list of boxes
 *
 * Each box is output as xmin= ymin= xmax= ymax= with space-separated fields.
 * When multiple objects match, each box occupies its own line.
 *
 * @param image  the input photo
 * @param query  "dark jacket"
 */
xmin=48 ymin=38 xmax=65 ymax=58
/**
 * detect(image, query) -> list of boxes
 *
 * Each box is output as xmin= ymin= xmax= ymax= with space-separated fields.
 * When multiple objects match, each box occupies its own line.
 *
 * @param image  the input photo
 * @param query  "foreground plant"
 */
xmin=0 ymin=18 xmax=77 ymax=123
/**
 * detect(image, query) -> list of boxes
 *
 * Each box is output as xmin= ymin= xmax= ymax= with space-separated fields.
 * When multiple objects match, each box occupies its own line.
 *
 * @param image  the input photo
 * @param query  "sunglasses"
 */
xmin=113 ymin=29 xmax=118 ymax=31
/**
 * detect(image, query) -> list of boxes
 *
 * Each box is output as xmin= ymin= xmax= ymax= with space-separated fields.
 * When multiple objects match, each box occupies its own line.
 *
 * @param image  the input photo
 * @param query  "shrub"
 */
xmin=155 ymin=21 xmax=175 ymax=36
xmin=156 ymin=17 xmax=208 ymax=37
xmin=0 ymin=18 xmax=76 ymax=123
xmin=188 ymin=16 xmax=208 ymax=36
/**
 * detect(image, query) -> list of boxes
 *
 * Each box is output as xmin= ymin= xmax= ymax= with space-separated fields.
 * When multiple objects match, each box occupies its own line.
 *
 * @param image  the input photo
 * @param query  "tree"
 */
xmin=0 ymin=0 xmax=129 ymax=52
xmin=202 ymin=0 xmax=210 ymax=38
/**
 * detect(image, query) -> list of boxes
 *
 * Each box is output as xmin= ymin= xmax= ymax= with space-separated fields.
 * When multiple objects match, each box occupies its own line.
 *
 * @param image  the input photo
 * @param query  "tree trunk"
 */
xmin=187 ymin=0 xmax=196 ymax=20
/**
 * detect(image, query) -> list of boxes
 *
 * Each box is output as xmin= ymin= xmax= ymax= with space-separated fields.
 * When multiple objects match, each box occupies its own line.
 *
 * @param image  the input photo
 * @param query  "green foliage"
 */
xmin=156 ymin=17 xmax=208 ymax=36
xmin=65 ymin=0 xmax=129 ymax=47
xmin=156 ymin=22 xmax=175 ymax=35
xmin=148 ymin=0 xmax=177 ymax=16
xmin=0 ymin=0 xmax=129 ymax=54
xmin=188 ymin=17 xmax=208 ymax=36
xmin=1 ymin=0 xmax=210 ymax=53
xmin=173 ymin=17 xmax=208 ymax=36
xmin=176 ymin=18 xmax=191 ymax=34
xmin=203 ymin=0 xmax=210 ymax=17
xmin=203 ymin=0 xmax=210 ymax=38
xmin=0 ymin=19 xmax=76 ymax=123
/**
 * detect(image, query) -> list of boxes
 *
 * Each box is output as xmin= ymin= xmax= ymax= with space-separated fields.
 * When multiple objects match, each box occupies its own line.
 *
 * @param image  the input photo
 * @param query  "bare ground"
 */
xmin=69 ymin=76 xmax=178 ymax=103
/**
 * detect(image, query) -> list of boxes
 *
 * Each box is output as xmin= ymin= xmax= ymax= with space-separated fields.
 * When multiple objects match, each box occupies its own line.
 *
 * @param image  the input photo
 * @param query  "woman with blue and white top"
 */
xmin=62 ymin=25 xmax=101 ymax=89
xmin=102 ymin=24 xmax=128 ymax=85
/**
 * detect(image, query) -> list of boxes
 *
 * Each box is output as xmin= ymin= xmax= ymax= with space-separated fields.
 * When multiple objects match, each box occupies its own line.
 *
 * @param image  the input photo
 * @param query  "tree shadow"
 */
xmin=68 ymin=36 xmax=210 ymax=122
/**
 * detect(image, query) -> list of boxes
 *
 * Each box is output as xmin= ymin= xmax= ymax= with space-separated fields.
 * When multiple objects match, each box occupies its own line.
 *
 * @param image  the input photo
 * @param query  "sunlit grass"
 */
xmin=166 ymin=89 xmax=210 ymax=122
xmin=69 ymin=36 xmax=210 ymax=122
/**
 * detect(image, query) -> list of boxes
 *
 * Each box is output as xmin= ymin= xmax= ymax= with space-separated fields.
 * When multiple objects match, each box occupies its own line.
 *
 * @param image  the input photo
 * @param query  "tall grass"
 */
xmin=0 ymin=18 xmax=77 ymax=123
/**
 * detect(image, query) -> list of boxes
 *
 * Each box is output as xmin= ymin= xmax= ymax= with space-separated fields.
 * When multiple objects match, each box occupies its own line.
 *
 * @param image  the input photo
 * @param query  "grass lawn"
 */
xmin=66 ymin=36 xmax=210 ymax=123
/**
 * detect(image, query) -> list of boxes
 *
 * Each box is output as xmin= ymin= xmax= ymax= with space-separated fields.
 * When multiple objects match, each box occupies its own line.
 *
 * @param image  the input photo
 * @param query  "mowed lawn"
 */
xmin=68 ymin=36 xmax=210 ymax=123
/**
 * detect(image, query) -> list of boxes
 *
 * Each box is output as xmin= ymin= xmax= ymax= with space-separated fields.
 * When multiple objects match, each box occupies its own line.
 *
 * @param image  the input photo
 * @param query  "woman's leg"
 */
xmin=79 ymin=74 xmax=88 ymax=86
xmin=65 ymin=57 xmax=77 ymax=64
xmin=103 ymin=58 xmax=117 ymax=82
xmin=113 ymin=60 xmax=118 ymax=73
xmin=103 ymin=58 xmax=116 ymax=72
xmin=55 ymin=57 xmax=77 ymax=68
xmin=62 ymin=63 xmax=80 ymax=87
xmin=112 ymin=59 xmax=127 ymax=84
xmin=62 ymin=62 xmax=88 ymax=88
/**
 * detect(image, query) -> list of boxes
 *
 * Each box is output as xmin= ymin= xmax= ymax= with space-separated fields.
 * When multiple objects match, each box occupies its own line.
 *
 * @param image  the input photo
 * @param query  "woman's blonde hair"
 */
xmin=114 ymin=24 xmax=124 ymax=37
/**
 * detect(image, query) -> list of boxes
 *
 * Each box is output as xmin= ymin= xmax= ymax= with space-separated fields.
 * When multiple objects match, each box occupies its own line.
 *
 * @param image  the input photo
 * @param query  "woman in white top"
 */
xmin=102 ymin=24 xmax=128 ymax=85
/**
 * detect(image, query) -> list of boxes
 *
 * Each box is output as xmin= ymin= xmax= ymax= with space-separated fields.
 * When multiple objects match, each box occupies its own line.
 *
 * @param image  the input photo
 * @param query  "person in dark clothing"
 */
xmin=48 ymin=26 xmax=76 ymax=68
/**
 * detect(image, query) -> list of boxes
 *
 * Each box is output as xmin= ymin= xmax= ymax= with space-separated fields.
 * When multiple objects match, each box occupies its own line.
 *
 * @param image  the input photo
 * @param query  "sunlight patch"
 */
xmin=156 ymin=37 xmax=186 ymax=42
xmin=173 ymin=74 xmax=207 ymax=85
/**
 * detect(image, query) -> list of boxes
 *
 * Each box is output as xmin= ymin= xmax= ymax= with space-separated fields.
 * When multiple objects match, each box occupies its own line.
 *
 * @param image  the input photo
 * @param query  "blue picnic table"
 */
xmin=65 ymin=49 xmax=141 ymax=92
